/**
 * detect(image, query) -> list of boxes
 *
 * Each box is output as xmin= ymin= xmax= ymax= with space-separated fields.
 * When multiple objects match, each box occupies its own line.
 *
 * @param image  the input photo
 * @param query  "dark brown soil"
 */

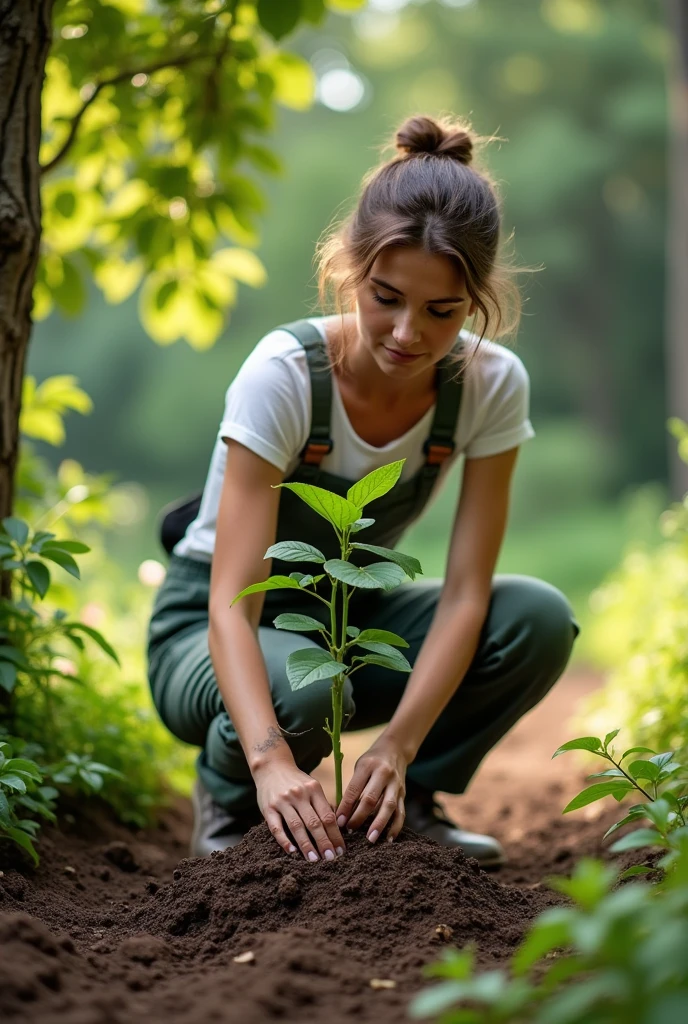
xmin=0 ymin=669 xmax=652 ymax=1023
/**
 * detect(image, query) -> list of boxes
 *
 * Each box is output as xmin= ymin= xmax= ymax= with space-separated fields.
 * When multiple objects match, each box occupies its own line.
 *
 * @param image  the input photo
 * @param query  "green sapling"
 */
xmin=232 ymin=459 xmax=422 ymax=806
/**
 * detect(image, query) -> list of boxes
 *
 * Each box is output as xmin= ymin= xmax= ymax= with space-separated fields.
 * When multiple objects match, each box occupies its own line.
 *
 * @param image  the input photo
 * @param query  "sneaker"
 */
xmin=404 ymin=780 xmax=505 ymax=868
xmin=190 ymin=777 xmax=263 ymax=858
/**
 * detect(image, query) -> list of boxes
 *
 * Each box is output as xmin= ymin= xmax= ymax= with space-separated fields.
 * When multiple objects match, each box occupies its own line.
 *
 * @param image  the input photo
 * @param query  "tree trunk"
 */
xmin=0 ymin=1 xmax=52 ymax=529
xmin=666 ymin=0 xmax=688 ymax=499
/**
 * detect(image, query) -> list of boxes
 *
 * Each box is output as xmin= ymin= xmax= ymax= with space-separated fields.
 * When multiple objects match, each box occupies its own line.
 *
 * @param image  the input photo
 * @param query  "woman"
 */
xmin=147 ymin=115 xmax=580 ymax=869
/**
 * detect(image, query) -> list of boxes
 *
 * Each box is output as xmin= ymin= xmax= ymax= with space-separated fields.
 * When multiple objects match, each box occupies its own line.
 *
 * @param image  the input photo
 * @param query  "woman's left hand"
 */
xmin=335 ymin=736 xmax=408 ymax=844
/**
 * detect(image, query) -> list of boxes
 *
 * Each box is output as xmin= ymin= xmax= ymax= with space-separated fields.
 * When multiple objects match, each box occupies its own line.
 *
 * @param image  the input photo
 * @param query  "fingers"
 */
xmin=346 ymin=778 xmax=385 ymax=832
xmin=265 ymin=809 xmax=297 ymax=856
xmin=277 ymin=780 xmax=344 ymax=863
xmin=386 ymin=795 xmax=406 ymax=843
xmin=336 ymin=762 xmax=373 ymax=826
xmin=310 ymin=787 xmax=346 ymax=856
xmin=364 ymin=782 xmax=401 ymax=843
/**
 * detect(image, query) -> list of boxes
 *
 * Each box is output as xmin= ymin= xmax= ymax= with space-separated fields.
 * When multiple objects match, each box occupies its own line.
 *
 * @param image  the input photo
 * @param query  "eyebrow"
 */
xmin=371 ymin=276 xmax=465 ymax=304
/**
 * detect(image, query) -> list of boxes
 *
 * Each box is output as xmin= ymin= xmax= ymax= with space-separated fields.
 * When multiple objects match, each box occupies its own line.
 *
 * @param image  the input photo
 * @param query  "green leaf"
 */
xmin=40 ymin=548 xmax=80 ymax=579
xmin=347 ymin=460 xmax=404 ymax=509
xmin=2 ymin=517 xmax=29 ymax=546
xmin=4 ymin=758 xmax=42 ymax=780
xmin=26 ymin=560 xmax=50 ymax=598
xmin=649 ymin=752 xmax=675 ymax=770
xmin=619 ymin=865 xmax=654 ymax=879
xmin=350 ymin=518 xmax=375 ymax=533
xmin=627 ymin=759 xmax=661 ymax=782
xmin=1 ymin=825 xmax=39 ymax=866
xmin=257 ymin=0 xmax=302 ymax=39
xmin=277 ymin=482 xmax=361 ymax=531
xmin=0 ymin=773 xmax=27 ymax=794
xmin=610 ymin=828 xmax=667 ymax=853
xmin=603 ymin=728 xmax=620 ymax=749
xmin=66 ymin=624 xmax=120 ymax=665
xmin=79 ymin=768 xmax=104 ymax=792
xmin=587 ymin=768 xmax=626 ymax=779
xmin=512 ymin=909 xmax=571 ymax=975
xmin=351 ymin=543 xmax=422 ymax=579
xmin=562 ymin=780 xmax=634 ymax=813
xmin=552 ymin=736 xmax=602 ymax=758
xmin=286 ymin=649 xmax=344 ymax=691
xmin=42 ymin=539 xmax=90 ymax=554
xmin=622 ymin=746 xmax=656 ymax=759
xmin=273 ymin=613 xmax=327 ymax=633
xmin=0 ymin=662 xmax=17 ymax=694
xmin=232 ymin=575 xmax=304 ymax=605
xmin=264 ymin=541 xmax=325 ymax=564
xmin=0 ymin=646 xmax=30 ymax=668
xmin=602 ymin=808 xmax=648 ymax=839
xmin=302 ymin=0 xmax=326 ymax=23
xmin=353 ymin=628 xmax=409 ymax=648
xmin=409 ymin=980 xmax=474 ymax=1019
xmin=325 ymin=559 xmax=406 ymax=591
xmin=346 ymin=626 xmax=360 ymax=638
xmin=643 ymin=797 xmax=672 ymax=831
xmin=353 ymin=652 xmax=412 ymax=674
xmin=353 ymin=644 xmax=412 ymax=673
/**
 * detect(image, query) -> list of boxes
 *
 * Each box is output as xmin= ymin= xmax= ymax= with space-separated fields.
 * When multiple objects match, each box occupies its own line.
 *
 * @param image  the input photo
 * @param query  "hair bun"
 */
xmin=395 ymin=115 xmax=473 ymax=165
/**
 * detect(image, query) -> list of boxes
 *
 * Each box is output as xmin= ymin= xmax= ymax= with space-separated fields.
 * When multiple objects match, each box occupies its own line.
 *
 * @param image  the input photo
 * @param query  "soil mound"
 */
xmin=0 ymin=824 xmax=555 ymax=1023
xmin=126 ymin=823 xmax=554 ymax=972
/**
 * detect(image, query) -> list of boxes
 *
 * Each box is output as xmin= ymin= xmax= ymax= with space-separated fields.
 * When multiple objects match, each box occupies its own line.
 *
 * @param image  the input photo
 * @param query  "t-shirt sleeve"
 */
xmin=464 ymin=351 xmax=536 ymax=459
xmin=219 ymin=335 xmax=309 ymax=472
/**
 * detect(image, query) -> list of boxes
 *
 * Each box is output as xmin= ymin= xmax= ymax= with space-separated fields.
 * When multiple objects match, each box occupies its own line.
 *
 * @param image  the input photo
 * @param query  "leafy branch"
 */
xmin=232 ymin=459 xmax=422 ymax=805
xmin=553 ymin=730 xmax=688 ymax=874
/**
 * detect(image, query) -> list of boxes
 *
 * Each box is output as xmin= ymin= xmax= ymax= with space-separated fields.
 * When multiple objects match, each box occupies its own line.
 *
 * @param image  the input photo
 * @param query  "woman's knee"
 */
xmin=492 ymin=575 xmax=580 ymax=670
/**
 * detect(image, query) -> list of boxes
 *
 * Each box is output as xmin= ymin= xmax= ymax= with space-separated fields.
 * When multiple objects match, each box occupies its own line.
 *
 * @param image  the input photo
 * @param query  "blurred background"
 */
xmin=27 ymin=0 xmax=672 ymax=647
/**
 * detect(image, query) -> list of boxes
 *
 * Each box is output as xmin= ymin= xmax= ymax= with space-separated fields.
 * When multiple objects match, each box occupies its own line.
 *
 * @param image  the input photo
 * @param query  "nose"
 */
xmin=391 ymin=312 xmax=420 ymax=348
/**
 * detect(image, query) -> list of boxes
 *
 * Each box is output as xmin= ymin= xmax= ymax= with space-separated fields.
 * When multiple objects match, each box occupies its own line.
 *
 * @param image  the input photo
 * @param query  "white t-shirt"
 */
xmin=174 ymin=316 xmax=535 ymax=561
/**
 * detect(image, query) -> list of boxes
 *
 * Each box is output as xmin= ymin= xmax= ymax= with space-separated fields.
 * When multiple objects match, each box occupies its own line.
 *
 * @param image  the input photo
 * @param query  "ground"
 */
xmin=0 ymin=669 xmax=641 ymax=1023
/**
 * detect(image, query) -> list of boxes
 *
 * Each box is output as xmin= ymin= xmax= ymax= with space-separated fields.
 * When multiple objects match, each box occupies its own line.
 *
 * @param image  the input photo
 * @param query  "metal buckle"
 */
xmin=301 ymin=439 xmax=333 ymax=466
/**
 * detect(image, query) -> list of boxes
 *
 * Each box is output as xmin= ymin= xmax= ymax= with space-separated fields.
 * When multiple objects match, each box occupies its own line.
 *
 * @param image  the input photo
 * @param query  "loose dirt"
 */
xmin=0 ymin=669 xmax=646 ymax=1023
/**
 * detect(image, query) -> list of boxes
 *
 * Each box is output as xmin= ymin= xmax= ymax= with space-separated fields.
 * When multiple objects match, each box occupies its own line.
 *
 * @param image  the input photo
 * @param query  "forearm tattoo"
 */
xmin=253 ymin=726 xmax=286 ymax=754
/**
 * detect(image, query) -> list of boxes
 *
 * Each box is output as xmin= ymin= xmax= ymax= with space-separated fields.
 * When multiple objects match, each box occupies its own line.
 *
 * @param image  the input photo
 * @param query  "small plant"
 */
xmin=553 ymin=730 xmax=688 ymax=873
xmin=410 ymin=848 xmax=688 ymax=1024
xmin=232 ymin=459 xmax=421 ymax=805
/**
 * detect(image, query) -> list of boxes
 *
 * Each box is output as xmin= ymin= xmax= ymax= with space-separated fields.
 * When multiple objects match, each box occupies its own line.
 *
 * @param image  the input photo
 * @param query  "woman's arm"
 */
xmin=336 ymin=446 xmax=520 ymax=839
xmin=209 ymin=440 xmax=346 ymax=861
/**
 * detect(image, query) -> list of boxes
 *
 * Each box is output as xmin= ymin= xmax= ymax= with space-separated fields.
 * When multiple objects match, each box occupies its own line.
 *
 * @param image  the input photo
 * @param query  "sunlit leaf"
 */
xmin=286 ymin=648 xmax=343 ymax=690
xmin=347 ymin=460 xmax=405 ymax=509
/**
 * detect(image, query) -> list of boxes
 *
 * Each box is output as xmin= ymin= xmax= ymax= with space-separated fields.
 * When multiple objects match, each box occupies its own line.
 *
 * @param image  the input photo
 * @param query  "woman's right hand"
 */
xmin=254 ymin=760 xmax=346 ymax=862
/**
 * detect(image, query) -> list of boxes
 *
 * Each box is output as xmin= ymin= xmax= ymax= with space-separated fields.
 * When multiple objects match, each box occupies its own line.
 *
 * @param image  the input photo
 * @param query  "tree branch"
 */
xmin=40 ymin=50 xmax=214 ymax=176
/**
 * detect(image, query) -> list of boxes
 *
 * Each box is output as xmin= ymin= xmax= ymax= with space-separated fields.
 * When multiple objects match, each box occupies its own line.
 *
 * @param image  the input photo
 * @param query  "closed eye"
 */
xmin=372 ymin=292 xmax=456 ymax=320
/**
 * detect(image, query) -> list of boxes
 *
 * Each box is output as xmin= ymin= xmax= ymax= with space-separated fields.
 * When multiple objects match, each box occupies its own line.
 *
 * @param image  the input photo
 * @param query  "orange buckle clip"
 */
xmin=302 ymin=440 xmax=332 ymax=466
xmin=424 ymin=442 xmax=454 ymax=467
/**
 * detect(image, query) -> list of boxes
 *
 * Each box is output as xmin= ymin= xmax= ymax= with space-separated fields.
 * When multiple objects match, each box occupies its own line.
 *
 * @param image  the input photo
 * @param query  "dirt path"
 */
xmin=0 ymin=668 xmax=630 ymax=1023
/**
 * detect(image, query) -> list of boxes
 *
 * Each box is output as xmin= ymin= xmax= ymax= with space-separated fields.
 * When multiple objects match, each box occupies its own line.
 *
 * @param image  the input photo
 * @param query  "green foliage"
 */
xmin=410 ymin=848 xmax=688 ymax=1024
xmin=1 ymin=376 xmax=195 ymax=857
xmin=38 ymin=0 xmax=364 ymax=349
xmin=552 ymin=730 xmax=688 ymax=875
xmin=233 ymin=459 xmax=418 ymax=803
xmin=582 ymin=421 xmax=688 ymax=756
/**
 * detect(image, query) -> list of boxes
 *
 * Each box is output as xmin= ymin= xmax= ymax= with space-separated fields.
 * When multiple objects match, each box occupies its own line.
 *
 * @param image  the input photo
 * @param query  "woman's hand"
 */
xmin=254 ymin=760 xmax=346 ymax=862
xmin=335 ymin=737 xmax=408 ymax=844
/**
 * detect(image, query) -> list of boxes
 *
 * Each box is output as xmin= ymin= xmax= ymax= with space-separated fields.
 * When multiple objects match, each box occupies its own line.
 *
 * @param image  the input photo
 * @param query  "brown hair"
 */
xmin=316 ymin=114 xmax=522 ymax=367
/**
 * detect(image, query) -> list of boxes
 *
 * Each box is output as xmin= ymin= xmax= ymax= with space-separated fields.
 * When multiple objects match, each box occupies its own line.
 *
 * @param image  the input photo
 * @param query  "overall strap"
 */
xmin=279 ymin=319 xmax=333 ymax=474
xmin=419 ymin=347 xmax=464 ymax=490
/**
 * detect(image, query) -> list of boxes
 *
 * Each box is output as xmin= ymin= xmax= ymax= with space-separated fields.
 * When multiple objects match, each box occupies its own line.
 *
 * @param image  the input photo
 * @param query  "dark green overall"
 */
xmin=147 ymin=320 xmax=580 ymax=813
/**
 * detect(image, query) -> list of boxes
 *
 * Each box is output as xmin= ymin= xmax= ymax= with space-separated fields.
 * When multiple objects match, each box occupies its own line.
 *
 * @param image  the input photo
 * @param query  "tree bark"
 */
xmin=0 ymin=1 xmax=52 ymax=528
xmin=666 ymin=0 xmax=688 ymax=499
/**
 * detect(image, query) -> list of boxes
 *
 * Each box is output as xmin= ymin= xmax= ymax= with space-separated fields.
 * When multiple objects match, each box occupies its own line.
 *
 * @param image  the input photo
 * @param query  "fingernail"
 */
xmin=324 ymin=849 xmax=335 ymax=861
xmin=336 ymin=847 xmax=344 ymax=857
xmin=308 ymin=851 xmax=319 ymax=863
xmin=288 ymin=844 xmax=296 ymax=853
xmin=337 ymin=815 xmax=347 ymax=827
xmin=387 ymin=835 xmax=394 ymax=843
xmin=368 ymin=830 xmax=379 ymax=843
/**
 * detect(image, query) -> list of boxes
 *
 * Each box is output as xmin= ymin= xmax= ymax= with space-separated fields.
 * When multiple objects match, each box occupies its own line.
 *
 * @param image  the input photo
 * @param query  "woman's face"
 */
xmin=354 ymin=245 xmax=477 ymax=380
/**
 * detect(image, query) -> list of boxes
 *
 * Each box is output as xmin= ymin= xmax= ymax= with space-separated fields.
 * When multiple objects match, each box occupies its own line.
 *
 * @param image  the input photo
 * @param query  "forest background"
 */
xmin=27 ymin=0 xmax=671 ymax=645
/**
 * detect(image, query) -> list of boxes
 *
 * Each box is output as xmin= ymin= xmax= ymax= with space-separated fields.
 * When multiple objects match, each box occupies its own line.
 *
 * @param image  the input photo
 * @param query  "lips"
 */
xmin=384 ymin=346 xmax=422 ymax=363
